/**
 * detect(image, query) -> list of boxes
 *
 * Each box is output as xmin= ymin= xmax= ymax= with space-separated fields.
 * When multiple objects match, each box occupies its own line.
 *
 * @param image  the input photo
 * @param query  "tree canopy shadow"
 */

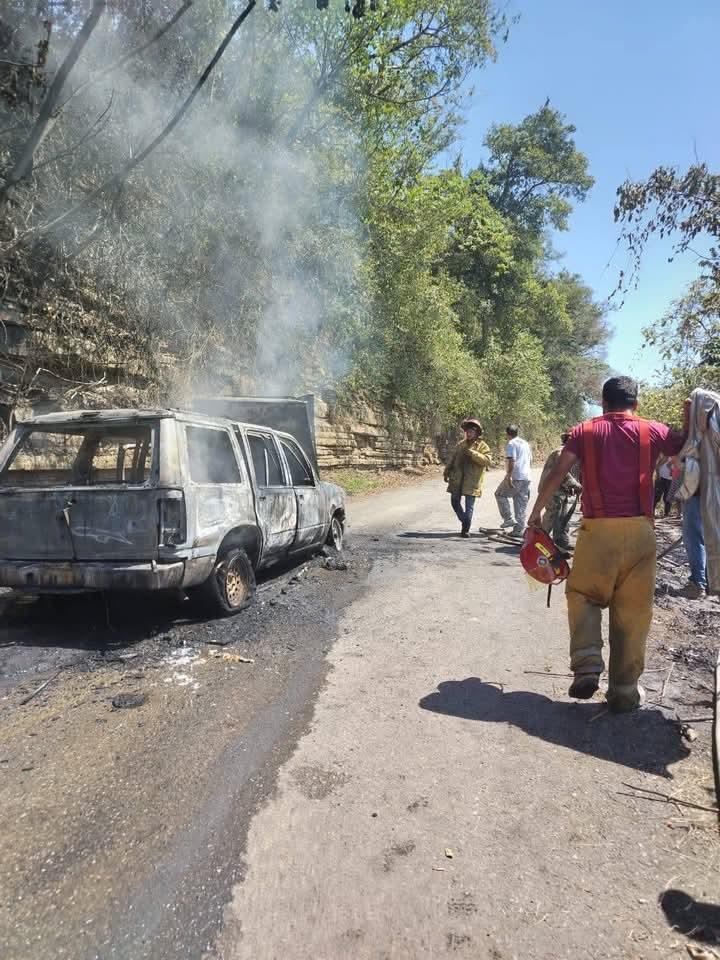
xmin=472 ymin=541 xmax=520 ymax=556
xmin=419 ymin=677 xmax=689 ymax=778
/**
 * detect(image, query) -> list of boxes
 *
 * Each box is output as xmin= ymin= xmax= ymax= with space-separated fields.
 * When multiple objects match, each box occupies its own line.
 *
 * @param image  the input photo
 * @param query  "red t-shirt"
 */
xmin=565 ymin=414 xmax=684 ymax=518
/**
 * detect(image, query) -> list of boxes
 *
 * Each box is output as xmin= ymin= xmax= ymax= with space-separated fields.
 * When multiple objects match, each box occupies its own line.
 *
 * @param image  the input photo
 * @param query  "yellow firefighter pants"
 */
xmin=566 ymin=517 xmax=656 ymax=710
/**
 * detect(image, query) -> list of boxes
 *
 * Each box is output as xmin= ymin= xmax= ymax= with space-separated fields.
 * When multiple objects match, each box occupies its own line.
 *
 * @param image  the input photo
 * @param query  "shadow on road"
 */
xmin=0 ymin=591 xmax=197 ymax=652
xmin=419 ymin=677 xmax=689 ymax=778
xmin=660 ymin=889 xmax=720 ymax=942
xmin=0 ymin=554 xmax=315 ymax=654
xmin=473 ymin=542 xmax=520 ymax=556
xmin=397 ymin=532 xmax=463 ymax=540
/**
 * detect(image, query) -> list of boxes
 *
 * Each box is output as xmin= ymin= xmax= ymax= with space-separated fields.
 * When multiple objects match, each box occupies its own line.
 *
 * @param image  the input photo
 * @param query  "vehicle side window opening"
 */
xmin=0 ymin=425 xmax=155 ymax=488
xmin=248 ymin=434 xmax=286 ymax=487
xmin=281 ymin=439 xmax=315 ymax=487
xmin=233 ymin=426 xmax=252 ymax=480
xmin=265 ymin=439 xmax=285 ymax=486
xmin=248 ymin=435 xmax=268 ymax=485
xmin=186 ymin=426 xmax=242 ymax=484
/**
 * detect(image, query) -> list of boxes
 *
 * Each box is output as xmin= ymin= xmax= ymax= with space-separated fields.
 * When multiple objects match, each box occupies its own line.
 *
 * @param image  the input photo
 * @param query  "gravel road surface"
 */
xmin=1 ymin=471 xmax=717 ymax=960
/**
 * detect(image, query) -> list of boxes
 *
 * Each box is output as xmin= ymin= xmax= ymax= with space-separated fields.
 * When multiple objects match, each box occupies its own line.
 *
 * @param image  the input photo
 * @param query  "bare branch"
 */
xmin=59 ymin=1 xmax=194 ymax=111
xmin=0 ymin=0 xmax=107 ymax=209
xmin=5 ymin=0 xmax=258 ymax=246
xmin=31 ymin=94 xmax=114 ymax=174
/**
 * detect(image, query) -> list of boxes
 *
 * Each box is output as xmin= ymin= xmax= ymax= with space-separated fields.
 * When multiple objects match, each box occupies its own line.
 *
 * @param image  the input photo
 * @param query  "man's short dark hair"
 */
xmin=602 ymin=376 xmax=639 ymax=411
xmin=506 ymin=424 xmax=519 ymax=438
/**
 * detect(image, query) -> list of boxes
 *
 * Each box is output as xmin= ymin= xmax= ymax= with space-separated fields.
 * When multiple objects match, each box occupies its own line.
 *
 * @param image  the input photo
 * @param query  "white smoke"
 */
xmin=5 ymin=3 xmax=369 ymax=404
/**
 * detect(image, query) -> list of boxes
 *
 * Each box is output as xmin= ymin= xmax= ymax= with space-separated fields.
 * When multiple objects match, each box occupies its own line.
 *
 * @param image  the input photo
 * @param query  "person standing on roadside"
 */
xmin=495 ymin=425 xmax=532 ymax=538
xmin=539 ymin=432 xmax=582 ymax=552
xmin=653 ymin=457 xmax=673 ymax=517
xmin=527 ymin=377 xmax=689 ymax=713
xmin=677 ymin=489 xmax=708 ymax=599
xmin=443 ymin=419 xmax=493 ymax=537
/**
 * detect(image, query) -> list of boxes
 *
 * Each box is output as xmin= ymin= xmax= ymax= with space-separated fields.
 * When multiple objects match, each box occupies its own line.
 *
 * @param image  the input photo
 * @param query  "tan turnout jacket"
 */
xmin=444 ymin=439 xmax=493 ymax=497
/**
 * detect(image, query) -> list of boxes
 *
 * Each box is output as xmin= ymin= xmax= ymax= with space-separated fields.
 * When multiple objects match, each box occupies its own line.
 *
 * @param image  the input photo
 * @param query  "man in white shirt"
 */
xmin=495 ymin=424 xmax=533 ymax=537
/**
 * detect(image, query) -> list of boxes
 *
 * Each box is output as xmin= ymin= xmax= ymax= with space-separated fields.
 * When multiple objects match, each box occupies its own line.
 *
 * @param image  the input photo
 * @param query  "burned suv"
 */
xmin=0 ymin=402 xmax=345 ymax=616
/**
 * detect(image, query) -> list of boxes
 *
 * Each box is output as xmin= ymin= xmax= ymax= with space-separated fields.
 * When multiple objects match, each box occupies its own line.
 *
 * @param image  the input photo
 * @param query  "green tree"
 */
xmin=636 ymin=278 xmax=720 ymax=427
xmin=357 ymin=169 xmax=484 ymax=421
xmin=538 ymin=271 xmax=610 ymax=424
xmin=441 ymin=105 xmax=597 ymax=357
xmin=479 ymin=331 xmax=553 ymax=442
xmin=483 ymin=103 xmax=594 ymax=233
xmin=440 ymin=168 xmax=516 ymax=351
xmin=0 ymin=0 xmax=607 ymax=449
xmin=615 ymin=162 xmax=720 ymax=430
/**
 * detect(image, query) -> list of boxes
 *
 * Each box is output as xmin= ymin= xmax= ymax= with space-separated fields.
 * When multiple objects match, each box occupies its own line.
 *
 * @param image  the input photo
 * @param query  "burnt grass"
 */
xmin=649 ymin=517 xmax=719 ymax=723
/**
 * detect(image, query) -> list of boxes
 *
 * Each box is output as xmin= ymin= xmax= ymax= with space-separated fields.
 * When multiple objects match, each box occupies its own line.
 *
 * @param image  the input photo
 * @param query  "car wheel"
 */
xmin=189 ymin=547 xmax=256 ymax=617
xmin=327 ymin=514 xmax=344 ymax=552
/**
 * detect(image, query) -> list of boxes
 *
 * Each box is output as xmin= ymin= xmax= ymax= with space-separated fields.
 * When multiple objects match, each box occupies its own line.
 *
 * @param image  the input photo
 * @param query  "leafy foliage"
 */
xmin=0 ymin=1 xmax=608 ymax=445
xmin=644 ymin=278 xmax=720 ymax=369
xmin=615 ymin=164 xmax=720 ymax=296
xmin=484 ymin=104 xmax=594 ymax=233
xmin=637 ymin=279 xmax=720 ymax=427
xmin=479 ymin=332 xmax=552 ymax=439
xmin=616 ymin=161 xmax=720 ymax=426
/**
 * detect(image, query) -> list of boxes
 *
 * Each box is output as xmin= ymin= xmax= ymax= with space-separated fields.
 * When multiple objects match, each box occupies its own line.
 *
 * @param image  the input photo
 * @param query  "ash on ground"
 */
xmin=645 ymin=518 xmax=718 ymax=728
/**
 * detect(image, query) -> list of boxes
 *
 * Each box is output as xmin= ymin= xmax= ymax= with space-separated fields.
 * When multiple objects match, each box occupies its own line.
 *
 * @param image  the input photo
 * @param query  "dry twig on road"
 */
xmin=620 ymin=782 xmax=719 ymax=815
xmin=19 ymin=669 xmax=62 ymax=706
xmin=656 ymin=536 xmax=684 ymax=562
xmin=524 ymin=670 xmax=572 ymax=678
xmin=660 ymin=664 xmax=675 ymax=704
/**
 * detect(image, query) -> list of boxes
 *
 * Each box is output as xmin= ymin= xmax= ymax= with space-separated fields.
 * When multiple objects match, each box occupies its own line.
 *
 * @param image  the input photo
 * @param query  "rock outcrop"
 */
xmin=314 ymin=391 xmax=439 ymax=471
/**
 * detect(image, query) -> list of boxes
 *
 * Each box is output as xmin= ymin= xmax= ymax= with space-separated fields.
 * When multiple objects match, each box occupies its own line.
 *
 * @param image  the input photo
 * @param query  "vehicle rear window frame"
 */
xmin=0 ymin=422 xmax=159 ymax=489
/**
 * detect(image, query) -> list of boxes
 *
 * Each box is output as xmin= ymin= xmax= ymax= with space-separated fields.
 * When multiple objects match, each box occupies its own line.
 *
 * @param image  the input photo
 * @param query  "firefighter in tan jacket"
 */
xmin=444 ymin=419 xmax=493 ymax=538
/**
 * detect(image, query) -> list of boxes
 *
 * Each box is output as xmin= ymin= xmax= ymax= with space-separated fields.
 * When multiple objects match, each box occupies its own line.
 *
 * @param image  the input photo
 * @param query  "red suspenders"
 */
xmin=581 ymin=415 xmax=654 ymax=520
xmin=581 ymin=420 xmax=605 ymax=518
xmin=636 ymin=418 xmax=654 ymax=519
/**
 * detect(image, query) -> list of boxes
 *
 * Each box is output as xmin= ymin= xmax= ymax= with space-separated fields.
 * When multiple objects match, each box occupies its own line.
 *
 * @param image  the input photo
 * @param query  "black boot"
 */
xmin=568 ymin=674 xmax=599 ymax=699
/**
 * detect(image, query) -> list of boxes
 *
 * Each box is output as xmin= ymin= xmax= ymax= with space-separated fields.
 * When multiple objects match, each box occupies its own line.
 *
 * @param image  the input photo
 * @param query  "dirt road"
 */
xmin=1 ymin=472 xmax=718 ymax=959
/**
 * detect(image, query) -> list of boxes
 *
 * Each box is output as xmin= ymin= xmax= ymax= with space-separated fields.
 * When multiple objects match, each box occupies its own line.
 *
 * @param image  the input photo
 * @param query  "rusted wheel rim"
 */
xmin=331 ymin=517 xmax=343 ymax=550
xmin=223 ymin=557 xmax=249 ymax=608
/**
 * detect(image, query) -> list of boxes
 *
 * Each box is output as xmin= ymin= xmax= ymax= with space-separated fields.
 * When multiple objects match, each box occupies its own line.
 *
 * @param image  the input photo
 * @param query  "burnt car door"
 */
xmin=279 ymin=436 xmax=325 ymax=549
xmin=245 ymin=432 xmax=297 ymax=556
xmin=182 ymin=423 xmax=253 ymax=555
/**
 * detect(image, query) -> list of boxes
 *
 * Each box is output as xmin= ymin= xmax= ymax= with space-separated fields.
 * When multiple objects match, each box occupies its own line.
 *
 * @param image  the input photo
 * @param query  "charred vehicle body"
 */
xmin=0 ymin=400 xmax=345 ymax=615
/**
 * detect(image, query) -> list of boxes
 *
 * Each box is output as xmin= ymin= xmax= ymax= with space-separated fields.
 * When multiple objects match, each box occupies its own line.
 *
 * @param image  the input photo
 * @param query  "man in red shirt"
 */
xmin=527 ymin=377 xmax=688 ymax=712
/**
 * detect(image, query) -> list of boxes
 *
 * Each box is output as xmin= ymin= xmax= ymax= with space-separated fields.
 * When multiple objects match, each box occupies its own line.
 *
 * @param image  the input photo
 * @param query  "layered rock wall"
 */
xmin=314 ymin=391 xmax=439 ymax=471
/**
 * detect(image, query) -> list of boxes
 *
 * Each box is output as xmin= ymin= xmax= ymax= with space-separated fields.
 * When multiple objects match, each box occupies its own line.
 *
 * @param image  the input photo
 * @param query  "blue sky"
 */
xmin=452 ymin=0 xmax=719 ymax=384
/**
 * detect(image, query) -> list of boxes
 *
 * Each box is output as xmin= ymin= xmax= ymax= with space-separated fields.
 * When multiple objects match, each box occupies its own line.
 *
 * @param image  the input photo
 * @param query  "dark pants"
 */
xmin=451 ymin=494 xmax=476 ymax=532
xmin=542 ymin=492 xmax=574 ymax=549
xmin=654 ymin=478 xmax=672 ymax=517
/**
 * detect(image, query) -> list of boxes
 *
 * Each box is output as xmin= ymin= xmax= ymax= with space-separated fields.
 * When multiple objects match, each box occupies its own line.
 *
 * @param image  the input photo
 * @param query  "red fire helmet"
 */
xmin=520 ymin=527 xmax=571 ymax=585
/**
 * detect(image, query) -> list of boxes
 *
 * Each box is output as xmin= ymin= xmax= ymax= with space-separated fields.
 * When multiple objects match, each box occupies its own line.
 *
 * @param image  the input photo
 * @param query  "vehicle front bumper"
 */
xmin=0 ymin=560 xmax=186 ymax=592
